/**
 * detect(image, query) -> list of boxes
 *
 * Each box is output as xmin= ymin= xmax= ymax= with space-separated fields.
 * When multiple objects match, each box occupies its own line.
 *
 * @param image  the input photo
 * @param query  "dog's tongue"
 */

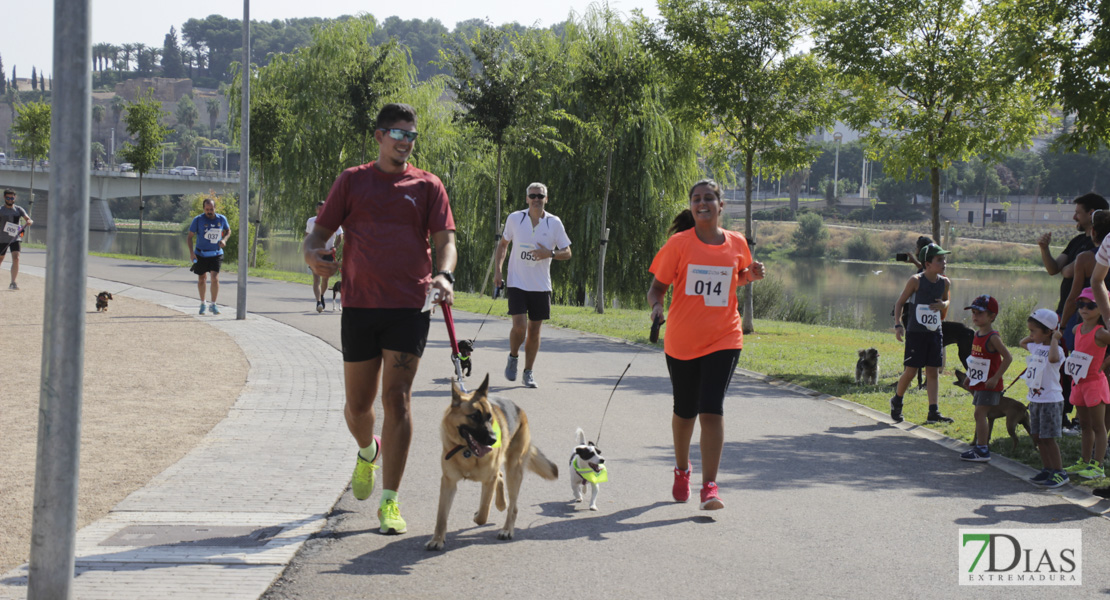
xmin=473 ymin=444 xmax=492 ymax=458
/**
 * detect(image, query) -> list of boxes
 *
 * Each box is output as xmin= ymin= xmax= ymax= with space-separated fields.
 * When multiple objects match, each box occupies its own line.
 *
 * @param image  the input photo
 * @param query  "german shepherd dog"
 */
xmin=953 ymin=369 xmax=1032 ymax=451
xmin=427 ymin=374 xmax=559 ymax=551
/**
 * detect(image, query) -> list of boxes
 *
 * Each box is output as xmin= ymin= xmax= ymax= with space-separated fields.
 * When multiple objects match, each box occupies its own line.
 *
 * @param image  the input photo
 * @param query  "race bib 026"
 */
xmin=685 ymin=264 xmax=733 ymax=307
xmin=915 ymin=304 xmax=941 ymax=331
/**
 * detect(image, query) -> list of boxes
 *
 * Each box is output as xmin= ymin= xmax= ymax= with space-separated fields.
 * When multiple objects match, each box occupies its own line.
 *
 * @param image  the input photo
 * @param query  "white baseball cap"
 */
xmin=1030 ymin=308 xmax=1059 ymax=331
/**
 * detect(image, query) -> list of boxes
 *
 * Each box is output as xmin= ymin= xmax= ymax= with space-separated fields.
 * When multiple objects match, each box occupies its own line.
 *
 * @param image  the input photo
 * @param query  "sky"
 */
xmin=2 ymin=0 xmax=661 ymax=79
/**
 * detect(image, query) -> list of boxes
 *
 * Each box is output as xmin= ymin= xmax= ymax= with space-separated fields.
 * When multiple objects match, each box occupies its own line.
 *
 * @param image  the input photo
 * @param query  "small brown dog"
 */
xmin=855 ymin=348 xmax=879 ymax=384
xmin=953 ymin=369 xmax=1031 ymax=451
xmin=95 ymin=291 xmax=113 ymax=312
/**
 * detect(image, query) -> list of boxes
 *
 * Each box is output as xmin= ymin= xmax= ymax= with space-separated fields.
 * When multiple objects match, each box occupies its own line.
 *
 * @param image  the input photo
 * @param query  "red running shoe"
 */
xmin=672 ymin=466 xmax=691 ymax=502
xmin=700 ymin=481 xmax=724 ymax=510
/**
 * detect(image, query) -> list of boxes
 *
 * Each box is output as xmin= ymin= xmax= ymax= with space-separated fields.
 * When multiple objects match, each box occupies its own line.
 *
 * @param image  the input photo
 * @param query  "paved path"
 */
xmin=3 ymin=249 xmax=1110 ymax=599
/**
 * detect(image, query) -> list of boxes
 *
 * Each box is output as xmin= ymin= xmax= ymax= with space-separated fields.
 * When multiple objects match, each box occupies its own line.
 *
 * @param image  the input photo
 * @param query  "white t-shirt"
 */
xmin=306 ymin=216 xmax=343 ymax=250
xmin=1025 ymin=341 xmax=1064 ymax=404
xmin=503 ymin=209 xmax=572 ymax=292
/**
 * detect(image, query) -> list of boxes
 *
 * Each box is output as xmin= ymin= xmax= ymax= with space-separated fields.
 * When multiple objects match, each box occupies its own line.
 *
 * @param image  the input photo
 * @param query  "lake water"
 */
xmin=763 ymin=259 xmax=1061 ymax=332
xmin=47 ymin=228 xmax=1063 ymax=332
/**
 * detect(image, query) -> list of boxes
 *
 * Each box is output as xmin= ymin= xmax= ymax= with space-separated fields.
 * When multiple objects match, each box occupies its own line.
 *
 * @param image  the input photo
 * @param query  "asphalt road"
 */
xmin=23 ymin=249 xmax=1110 ymax=599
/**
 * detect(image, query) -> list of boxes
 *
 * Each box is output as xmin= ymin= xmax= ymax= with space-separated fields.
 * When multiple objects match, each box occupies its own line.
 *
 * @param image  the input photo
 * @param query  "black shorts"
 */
xmin=903 ymin=329 xmax=943 ymax=368
xmin=0 ymin=240 xmax=19 ymax=256
xmin=341 ymin=307 xmax=431 ymax=362
xmin=191 ymin=254 xmax=222 ymax=275
xmin=507 ymin=287 xmax=551 ymax=321
xmin=665 ymin=349 xmax=741 ymax=419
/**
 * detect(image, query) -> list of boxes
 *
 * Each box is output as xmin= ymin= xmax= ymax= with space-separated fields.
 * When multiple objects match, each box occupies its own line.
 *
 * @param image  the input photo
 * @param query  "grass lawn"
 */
xmin=455 ymin=292 xmax=1107 ymax=490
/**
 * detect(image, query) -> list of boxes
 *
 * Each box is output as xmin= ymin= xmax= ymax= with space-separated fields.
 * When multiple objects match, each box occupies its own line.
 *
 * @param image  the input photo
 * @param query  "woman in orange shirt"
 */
xmin=647 ymin=179 xmax=764 ymax=511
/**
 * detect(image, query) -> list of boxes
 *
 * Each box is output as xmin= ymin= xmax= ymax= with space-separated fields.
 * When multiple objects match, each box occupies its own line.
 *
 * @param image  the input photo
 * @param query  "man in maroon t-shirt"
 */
xmin=304 ymin=103 xmax=457 ymax=536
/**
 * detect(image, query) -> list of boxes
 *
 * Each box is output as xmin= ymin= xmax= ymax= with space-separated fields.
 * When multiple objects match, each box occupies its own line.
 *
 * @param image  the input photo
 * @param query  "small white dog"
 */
xmin=570 ymin=428 xmax=607 ymax=511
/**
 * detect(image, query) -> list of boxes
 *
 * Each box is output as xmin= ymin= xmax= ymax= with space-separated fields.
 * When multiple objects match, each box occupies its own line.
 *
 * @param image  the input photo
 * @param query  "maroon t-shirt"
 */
xmin=316 ymin=162 xmax=455 ymax=309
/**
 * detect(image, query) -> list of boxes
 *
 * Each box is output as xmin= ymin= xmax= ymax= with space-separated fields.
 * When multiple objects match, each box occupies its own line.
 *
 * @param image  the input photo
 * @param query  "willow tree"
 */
xmin=567 ymin=5 xmax=661 ymax=313
xmin=245 ymin=16 xmax=452 ymax=231
xmin=645 ymin=0 xmax=839 ymax=333
xmin=818 ymin=0 xmax=1047 ymax=242
xmin=118 ymin=90 xmax=169 ymax=256
xmin=440 ymin=26 xmax=569 ymax=295
xmin=12 ymin=101 xmax=51 ymax=225
xmin=229 ymin=87 xmax=288 ymax=267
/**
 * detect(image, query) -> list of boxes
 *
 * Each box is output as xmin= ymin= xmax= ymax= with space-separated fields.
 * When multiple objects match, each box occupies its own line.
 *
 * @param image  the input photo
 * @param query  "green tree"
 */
xmin=110 ymin=95 xmax=125 ymax=130
xmin=1006 ymin=0 xmax=1110 ymax=153
xmin=0 ymin=54 xmax=5 ymax=94
xmin=162 ymin=26 xmax=183 ymax=78
xmin=645 ymin=0 xmax=839 ymax=332
xmin=440 ymin=25 xmax=567 ymax=294
xmin=234 ymin=92 xmax=289 ymax=267
xmin=91 ymin=141 xmax=105 ymax=166
xmin=570 ymin=5 xmax=660 ymax=313
xmin=30 ymin=66 xmax=37 ymax=91
xmin=175 ymin=94 xmax=199 ymax=130
xmin=11 ymin=101 xmax=51 ymax=219
xmin=206 ymin=97 xmax=220 ymax=131
xmin=118 ymin=90 xmax=170 ymax=255
xmin=818 ymin=0 xmax=1047 ymax=242
xmin=92 ymin=103 xmax=105 ymax=142
xmin=344 ymin=39 xmax=404 ymax=162
xmin=792 ymin=212 xmax=828 ymax=257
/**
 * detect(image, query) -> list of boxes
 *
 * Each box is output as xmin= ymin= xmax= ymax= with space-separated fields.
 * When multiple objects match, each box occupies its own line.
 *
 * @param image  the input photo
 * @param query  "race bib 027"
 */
xmin=1064 ymin=351 xmax=1093 ymax=381
xmin=685 ymin=264 xmax=733 ymax=307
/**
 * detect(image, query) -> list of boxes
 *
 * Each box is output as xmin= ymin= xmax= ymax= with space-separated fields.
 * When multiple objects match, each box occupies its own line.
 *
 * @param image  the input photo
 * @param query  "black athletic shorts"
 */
xmin=191 ymin=254 xmax=222 ymax=275
xmin=507 ymin=287 xmax=551 ymax=321
xmin=0 ymin=240 xmax=20 ymax=256
xmin=665 ymin=348 xmax=741 ymax=419
xmin=903 ymin=329 xmax=943 ymax=369
xmin=341 ymin=307 xmax=431 ymax=362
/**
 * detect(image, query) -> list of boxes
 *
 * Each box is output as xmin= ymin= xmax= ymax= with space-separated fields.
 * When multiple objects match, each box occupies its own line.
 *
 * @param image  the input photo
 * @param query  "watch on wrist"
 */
xmin=436 ymin=270 xmax=455 ymax=285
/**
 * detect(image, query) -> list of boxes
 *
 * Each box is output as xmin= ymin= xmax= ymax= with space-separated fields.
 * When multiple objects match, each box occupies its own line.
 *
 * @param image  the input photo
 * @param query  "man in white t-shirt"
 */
xmin=494 ymin=182 xmax=572 ymax=388
xmin=307 ymin=201 xmax=343 ymax=312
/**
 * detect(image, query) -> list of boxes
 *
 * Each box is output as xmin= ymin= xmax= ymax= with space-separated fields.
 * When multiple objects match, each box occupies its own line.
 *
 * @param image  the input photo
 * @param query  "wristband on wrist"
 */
xmin=894 ymin=323 xmax=904 ymax=328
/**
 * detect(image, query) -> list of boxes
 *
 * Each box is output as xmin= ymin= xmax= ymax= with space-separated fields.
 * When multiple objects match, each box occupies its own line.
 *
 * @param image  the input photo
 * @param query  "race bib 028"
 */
xmin=966 ymin=356 xmax=991 ymax=387
xmin=685 ymin=264 xmax=733 ymax=307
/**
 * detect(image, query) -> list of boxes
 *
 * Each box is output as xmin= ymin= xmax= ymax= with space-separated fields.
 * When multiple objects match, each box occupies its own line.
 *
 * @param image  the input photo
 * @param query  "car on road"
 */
xmin=169 ymin=166 xmax=199 ymax=176
xmin=119 ymin=163 xmax=133 ymax=172
xmin=0 ymin=152 xmax=7 ymax=165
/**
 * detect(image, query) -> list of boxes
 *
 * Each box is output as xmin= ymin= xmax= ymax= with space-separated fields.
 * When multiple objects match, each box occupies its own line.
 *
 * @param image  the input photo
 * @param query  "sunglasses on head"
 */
xmin=528 ymin=193 xmax=546 ymax=200
xmin=378 ymin=128 xmax=418 ymax=142
xmin=1077 ymin=299 xmax=1098 ymax=310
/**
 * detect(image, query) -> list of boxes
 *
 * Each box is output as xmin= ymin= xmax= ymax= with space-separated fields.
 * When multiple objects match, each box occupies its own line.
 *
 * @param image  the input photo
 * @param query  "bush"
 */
xmin=792 ymin=213 xmax=828 ymax=257
xmin=996 ymin=295 xmax=1039 ymax=346
xmin=752 ymin=274 xmax=785 ymax=318
xmin=843 ymin=231 xmax=887 ymax=261
xmin=778 ymin=295 xmax=822 ymax=324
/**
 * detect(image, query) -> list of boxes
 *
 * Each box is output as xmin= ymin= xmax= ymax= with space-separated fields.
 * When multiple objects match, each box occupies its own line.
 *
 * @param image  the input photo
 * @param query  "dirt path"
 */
xmin=0 ymin=274 xmax=248 ymax=573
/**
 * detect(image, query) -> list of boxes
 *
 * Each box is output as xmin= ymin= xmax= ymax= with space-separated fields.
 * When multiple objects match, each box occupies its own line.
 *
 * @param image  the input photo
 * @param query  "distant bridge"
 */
xmin=0 ymin=164 xmax=239 ymax=231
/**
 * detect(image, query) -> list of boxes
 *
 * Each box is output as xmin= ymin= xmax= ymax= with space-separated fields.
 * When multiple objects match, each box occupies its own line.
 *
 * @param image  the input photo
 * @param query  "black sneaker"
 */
xmin=1093 ymin=486 xmax=1110 ymax=499
xmin=926 ymin=411 xmax=953 ymax=424
xmin=1030 ymin=469 xmax=1052 ymax=485
xmin=889 ymin=396 xmax=903 ymax=423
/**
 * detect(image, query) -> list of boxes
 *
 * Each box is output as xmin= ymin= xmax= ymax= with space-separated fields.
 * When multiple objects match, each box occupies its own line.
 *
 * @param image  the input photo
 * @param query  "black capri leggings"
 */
xmin=665 ymin=349 xmax=741 ymax=419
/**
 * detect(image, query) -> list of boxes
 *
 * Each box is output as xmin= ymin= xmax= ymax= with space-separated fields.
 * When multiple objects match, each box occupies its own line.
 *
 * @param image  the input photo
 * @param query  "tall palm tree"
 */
xmin=206 ymin=97 xmax=220 ymax=131
xmin=92 ymin=104 xmax=105 ymax=141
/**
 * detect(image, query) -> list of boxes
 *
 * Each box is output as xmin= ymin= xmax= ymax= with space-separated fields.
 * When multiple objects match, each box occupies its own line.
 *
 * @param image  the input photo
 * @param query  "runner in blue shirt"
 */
xmin=187 ymin=198 xmax=231 ymax=314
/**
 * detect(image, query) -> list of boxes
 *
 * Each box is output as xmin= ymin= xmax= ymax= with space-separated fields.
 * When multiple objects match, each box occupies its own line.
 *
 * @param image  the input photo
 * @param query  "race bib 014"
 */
xmin=685 ymin=264 xmax=733 ymax=307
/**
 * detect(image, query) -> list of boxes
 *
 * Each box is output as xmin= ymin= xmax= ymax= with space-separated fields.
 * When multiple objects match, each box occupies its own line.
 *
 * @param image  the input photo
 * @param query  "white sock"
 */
xmin=358 ymin=439 xmax=378 ymax=463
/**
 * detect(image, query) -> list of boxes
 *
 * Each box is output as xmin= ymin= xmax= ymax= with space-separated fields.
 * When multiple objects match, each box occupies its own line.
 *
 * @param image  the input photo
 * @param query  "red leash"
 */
xmin=441 ymin=304 xmax=469 ymax=392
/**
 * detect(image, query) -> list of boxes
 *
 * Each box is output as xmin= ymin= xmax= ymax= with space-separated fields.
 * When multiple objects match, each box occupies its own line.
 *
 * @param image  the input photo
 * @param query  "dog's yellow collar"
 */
xmin=572 ymin=457 xmax=608 ymax=484
xmin=491 ymin=420 xmax=502 ymax=448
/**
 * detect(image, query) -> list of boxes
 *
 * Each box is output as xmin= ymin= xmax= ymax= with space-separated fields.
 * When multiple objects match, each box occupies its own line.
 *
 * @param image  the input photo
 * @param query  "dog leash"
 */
xmin=594 ymin=321 xmax=661 ymax=446
xmin=440 ymin=303 xmax=470 ymax=392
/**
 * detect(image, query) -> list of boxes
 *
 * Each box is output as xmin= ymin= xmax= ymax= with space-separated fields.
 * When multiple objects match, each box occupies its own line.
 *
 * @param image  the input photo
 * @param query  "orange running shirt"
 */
xmin=649 ymin=228 xmax=752 ymax=360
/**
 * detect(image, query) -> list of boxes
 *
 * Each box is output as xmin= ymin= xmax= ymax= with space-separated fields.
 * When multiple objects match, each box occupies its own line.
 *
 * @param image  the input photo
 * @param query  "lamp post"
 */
xmin=832 ymin=131 xmax=843 ymax=200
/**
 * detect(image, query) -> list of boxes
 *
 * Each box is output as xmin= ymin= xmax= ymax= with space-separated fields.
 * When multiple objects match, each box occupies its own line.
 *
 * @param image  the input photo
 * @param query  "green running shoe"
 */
xmin=1064 ymin=459 xmax=1092 ymax=474
xmin=378 ymin=498 xmax=407 ymax=535
xmin=1077 ymin=462 xmax=1106 ymax=480
xmin=351 ymin=435 xmax=380 ymax=501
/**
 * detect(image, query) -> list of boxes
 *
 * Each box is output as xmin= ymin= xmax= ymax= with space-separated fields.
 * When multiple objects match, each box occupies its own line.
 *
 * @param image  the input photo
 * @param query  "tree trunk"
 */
xmin=742 ymin=150 xmax=755 ymax=335
xmin=138 ymin=174 xmax=144 ymax=256
xmin=479 ymin=144 xmax=504 ymax=297
xmin=929 ymin=163 xmax=941 ymax=241
xmin=595 ymin=146 xmax=614 ymax=314
xmin=250 ymin=174 xmax=263 ymax=268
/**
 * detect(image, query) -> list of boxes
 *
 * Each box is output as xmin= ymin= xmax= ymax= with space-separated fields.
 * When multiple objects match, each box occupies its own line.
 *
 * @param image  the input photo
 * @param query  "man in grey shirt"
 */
xmin=0 ymin=189 xmax=33 ymax=290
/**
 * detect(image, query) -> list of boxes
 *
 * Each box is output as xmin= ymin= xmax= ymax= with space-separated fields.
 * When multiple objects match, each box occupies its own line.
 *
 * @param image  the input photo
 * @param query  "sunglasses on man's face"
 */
xmin=1077 ymin=300 xmax=1098 ymax=310
xmin=379 ymin=128 xmax=418 ymax=142
xmin=528 ymin=193 xmax=546 ymax=200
